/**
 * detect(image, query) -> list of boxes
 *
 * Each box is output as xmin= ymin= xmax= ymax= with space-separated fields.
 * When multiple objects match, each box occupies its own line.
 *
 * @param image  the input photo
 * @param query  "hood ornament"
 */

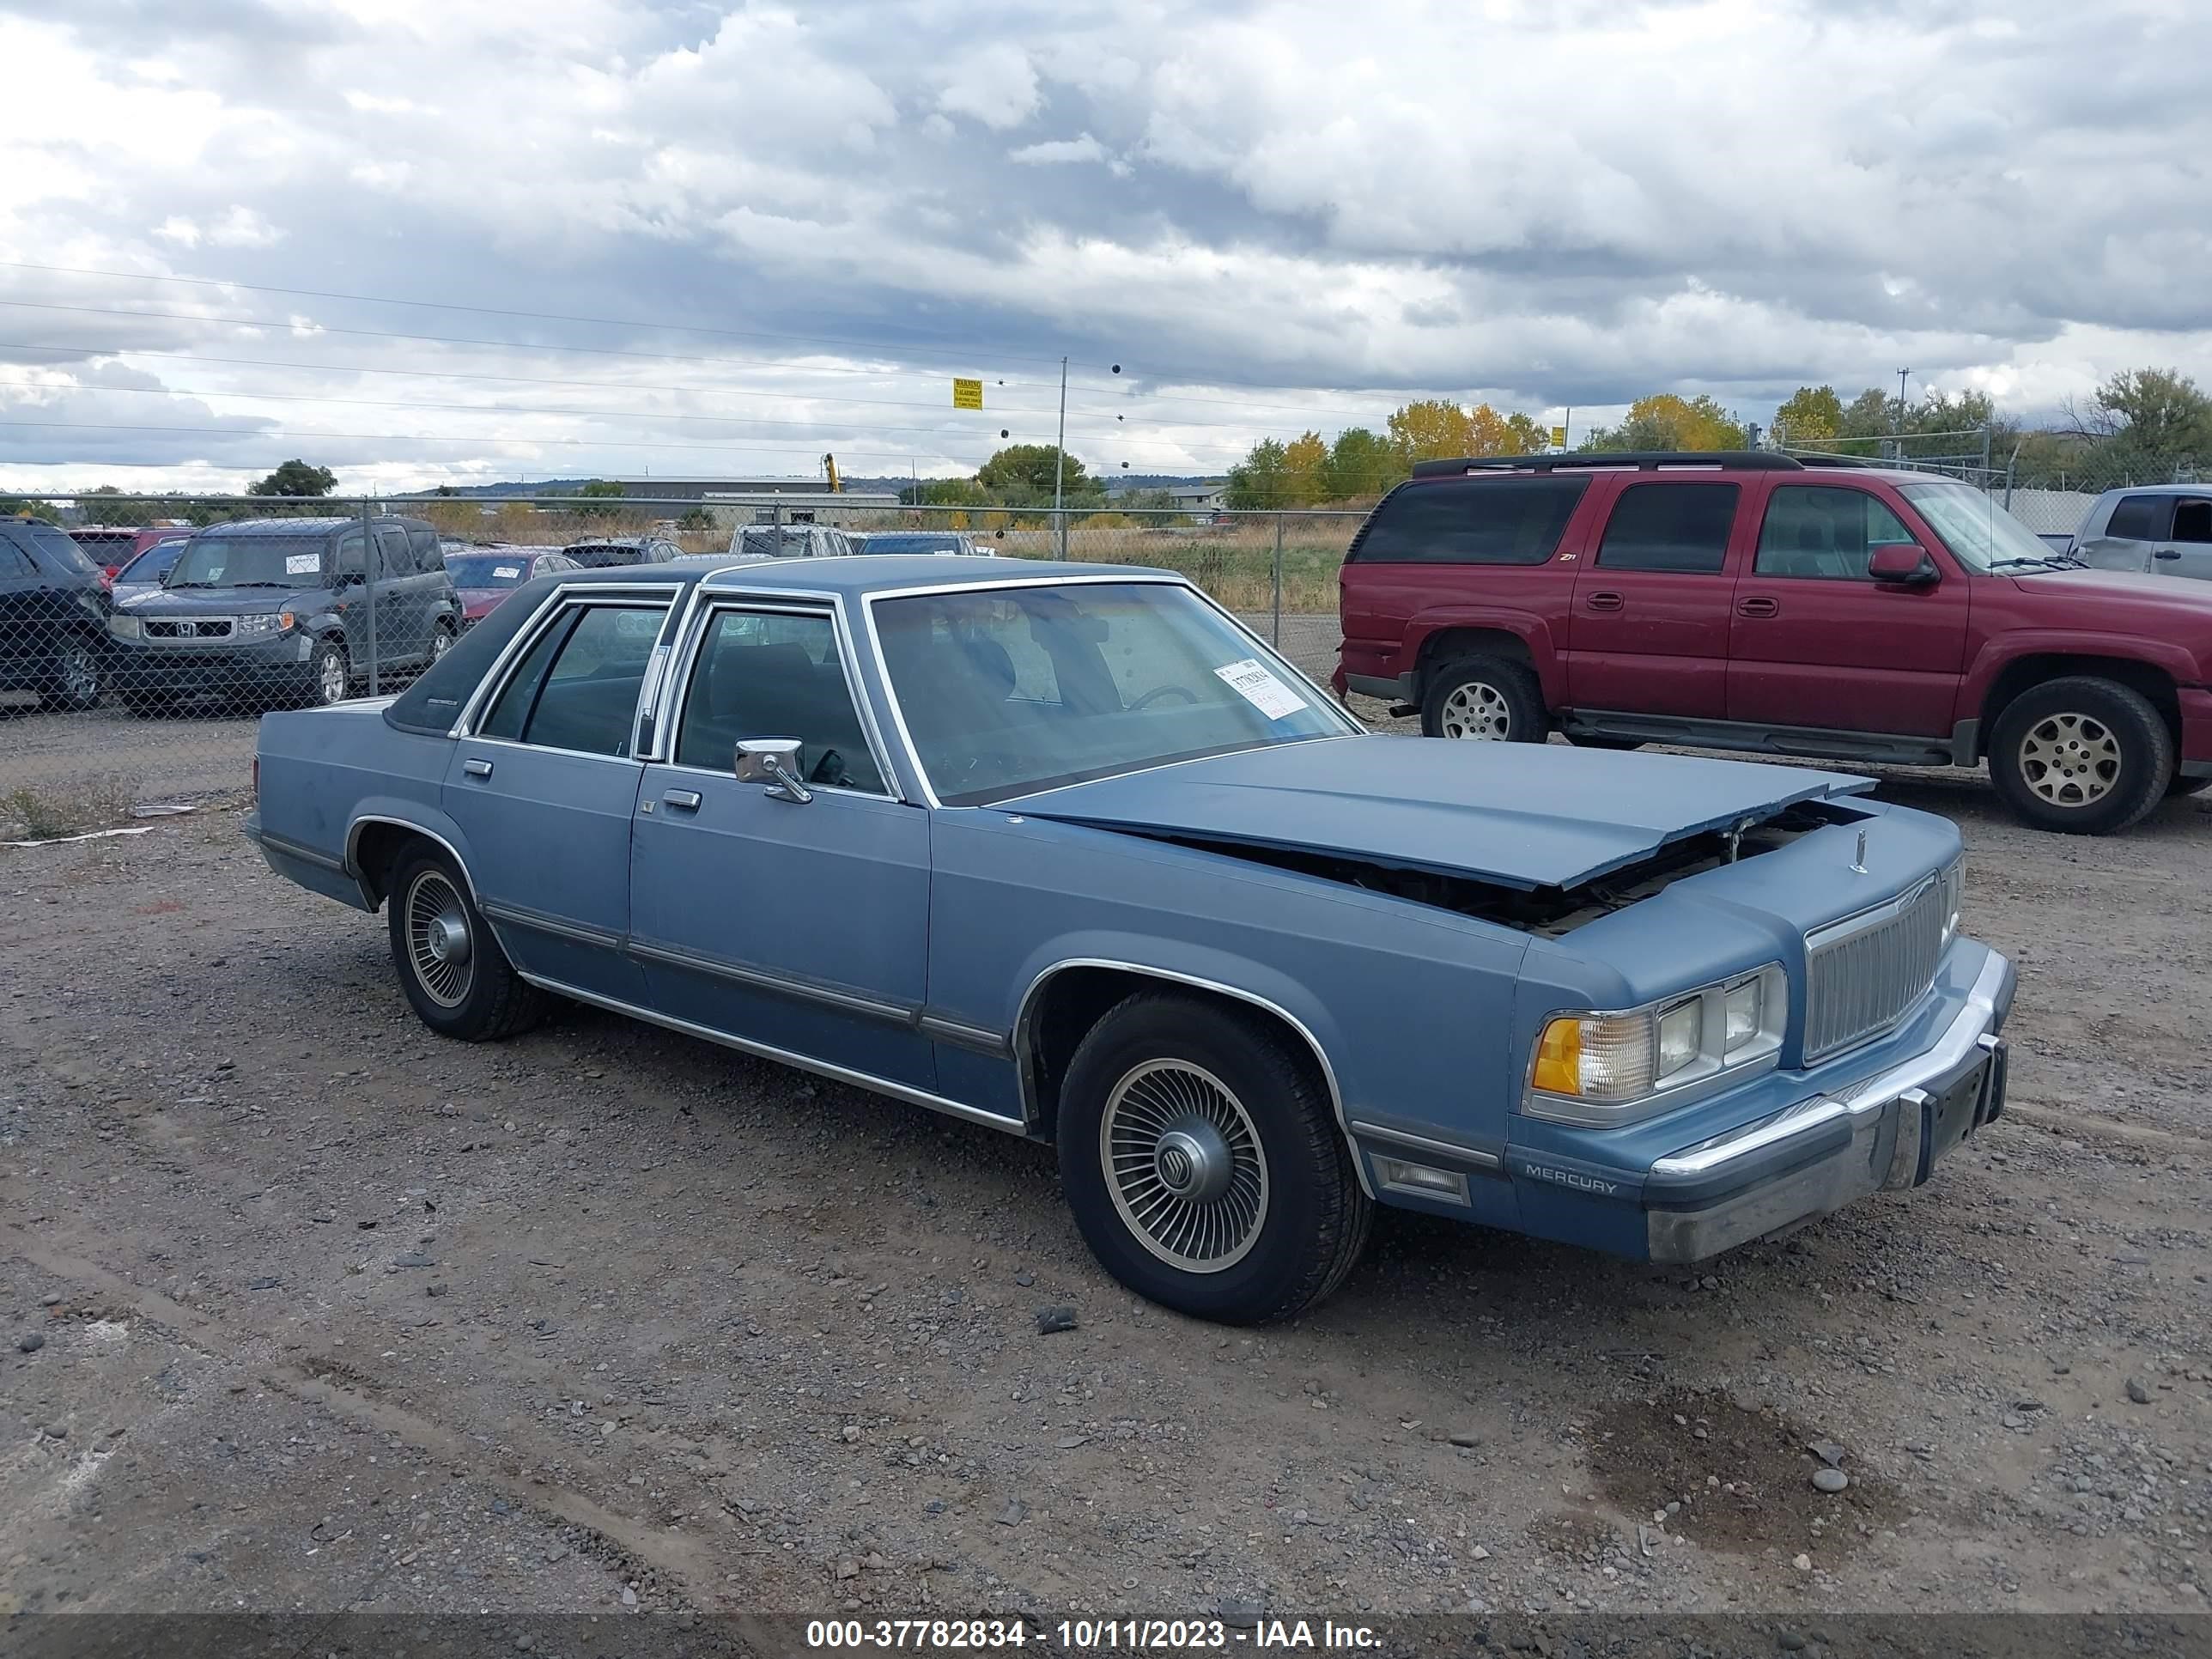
xmin=1850 ymin=829 xmax=1869 ymax=875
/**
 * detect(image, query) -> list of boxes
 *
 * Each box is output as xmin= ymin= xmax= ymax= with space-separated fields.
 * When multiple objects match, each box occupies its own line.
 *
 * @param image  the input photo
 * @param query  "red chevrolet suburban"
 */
xmin=1334 ymin=452 xmax=2212 ymax=835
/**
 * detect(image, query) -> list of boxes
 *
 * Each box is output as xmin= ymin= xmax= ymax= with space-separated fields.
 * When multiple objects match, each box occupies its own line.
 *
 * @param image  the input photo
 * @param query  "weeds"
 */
xmin=1 ymin=775 xmax=142 ymax=842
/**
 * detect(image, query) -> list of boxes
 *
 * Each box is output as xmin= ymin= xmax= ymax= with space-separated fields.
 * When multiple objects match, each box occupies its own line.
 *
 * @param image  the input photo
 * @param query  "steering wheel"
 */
xmin=1129 ymin=684 xmax=1199 ymax=711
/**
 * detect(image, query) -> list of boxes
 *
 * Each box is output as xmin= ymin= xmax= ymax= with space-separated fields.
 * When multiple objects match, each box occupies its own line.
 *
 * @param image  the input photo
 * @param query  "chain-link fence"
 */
xmin=0 ymin=493 xmax=1363 ymax=842
xmin=1780 ymin=434 xmax=2207 ymax=537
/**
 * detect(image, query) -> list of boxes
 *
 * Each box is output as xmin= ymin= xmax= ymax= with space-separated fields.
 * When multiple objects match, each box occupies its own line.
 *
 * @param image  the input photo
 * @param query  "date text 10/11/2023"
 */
xmin=804 ymin=1619 xmax=1383 ymax=1650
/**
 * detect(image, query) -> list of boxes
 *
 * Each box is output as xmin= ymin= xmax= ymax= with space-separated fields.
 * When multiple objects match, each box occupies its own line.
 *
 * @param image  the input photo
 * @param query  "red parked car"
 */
xmin=1334 ymin=452 xmax=2212 ymax=835
xmin=70 ymin=524 xmax=193 ymax=588
xmin=442 ymin=546 xmax=579 ymax=628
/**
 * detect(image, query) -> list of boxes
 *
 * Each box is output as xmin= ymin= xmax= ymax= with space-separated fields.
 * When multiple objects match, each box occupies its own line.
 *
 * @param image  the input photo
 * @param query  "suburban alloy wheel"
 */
xmin=1102 ymin=1060 xmax=1270 ymax=1273
xmin=312 ymin=640 xmax=350 ymax=707
xmin=403 ymin=867 xmax=474 ymax=1009
xmin=385 ymin=845 xmax=547 ymax=1041
xmin=44 ymin=640 xmax=101 ymax=711
xmin=1059 ymin=990 xmax=1370 ymax=1324
xmin=1990 ymin=675 xmax=2173 ymax=836
xmin=1420 ymin=654 xmax=1546 ymax=743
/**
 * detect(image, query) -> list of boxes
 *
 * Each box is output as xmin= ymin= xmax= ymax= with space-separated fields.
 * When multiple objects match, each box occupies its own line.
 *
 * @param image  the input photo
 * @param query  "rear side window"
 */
xmin=0 ymin=538 xmax=33 ymax=578
xmin=1347 ymin=477 xmax=1588 ymax=565
xmin=28 ymin=525 xmax=100 ymax=577
xmin=479 ymin=602 xmax=665 ymax=757
xmin=1595 ymin=483 xmax=1741 ymax=574
xmin=2105 ymin=495 xmax=2172 ymax=541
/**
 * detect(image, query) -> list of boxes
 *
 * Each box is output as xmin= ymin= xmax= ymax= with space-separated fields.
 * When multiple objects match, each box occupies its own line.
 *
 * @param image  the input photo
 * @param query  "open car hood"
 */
xmin=1004 ymin=738 xmax=1875 ymax=892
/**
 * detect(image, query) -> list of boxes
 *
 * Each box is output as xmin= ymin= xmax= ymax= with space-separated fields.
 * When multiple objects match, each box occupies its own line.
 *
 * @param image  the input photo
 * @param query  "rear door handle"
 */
xmin=661 ymin=789 xmax=702 ymax=811
xmin=1583 ymin=591 xmax=1624 ymax=612
xmin=2154 ymin=549 xmax=2181 ymax=561
xmin=462 ymin=757 xmax=494 ymax=778
xmin=1736 ymin=596 xmax=1780 ymax=618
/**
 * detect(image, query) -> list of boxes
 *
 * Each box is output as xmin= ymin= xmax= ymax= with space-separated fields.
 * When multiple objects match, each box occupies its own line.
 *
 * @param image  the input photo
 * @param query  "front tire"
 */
xmin=308 ymin=638 xmax=351 ymax=708
xmin=1989 ymin=676 xmax=2173 ymax=836
xmin=386 ymin=848 xmax=547 ymax=1041
xmin=1420 ymin=655 xmax=1546 ymax=742
xmin=1058 ymin=992 xmax=1370 ymax=1325
xmin=40 ymin=637 xmax=102 ymax=712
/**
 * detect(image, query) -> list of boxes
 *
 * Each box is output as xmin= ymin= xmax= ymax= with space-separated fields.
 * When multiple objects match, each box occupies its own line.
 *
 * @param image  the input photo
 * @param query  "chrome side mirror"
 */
xmin=735 ymin=737 xmax=812 ymax=803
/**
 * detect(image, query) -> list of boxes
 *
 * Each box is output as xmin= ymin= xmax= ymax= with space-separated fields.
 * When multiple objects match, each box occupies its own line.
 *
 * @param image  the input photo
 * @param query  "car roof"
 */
xmin=2094 ymin=482 xmax=2209 ymax=498
xmin=188 ymin=515 xmax=430 ymax=536
xmin=683 ymin=553 xmax=1182 ymax=599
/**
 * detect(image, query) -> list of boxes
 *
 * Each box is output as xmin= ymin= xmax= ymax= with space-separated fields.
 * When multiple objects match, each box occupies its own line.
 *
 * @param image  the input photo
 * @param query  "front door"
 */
xmin=442 ymin=596 xmax=671 ymax=1000
xmin=1727 ymin=483 xmax=1972 ymax=737
xmin=629 ymin=602 xmax=934 ymax=1090
xmin=1564 ymin=477 xmax=1742 ymax=719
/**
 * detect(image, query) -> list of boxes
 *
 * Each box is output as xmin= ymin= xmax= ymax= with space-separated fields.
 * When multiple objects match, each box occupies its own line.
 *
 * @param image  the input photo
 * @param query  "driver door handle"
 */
xmin=462 ymin=758 xmax=493 ymax=778
xmin=661 ymin=789 xmax=702 ymax=811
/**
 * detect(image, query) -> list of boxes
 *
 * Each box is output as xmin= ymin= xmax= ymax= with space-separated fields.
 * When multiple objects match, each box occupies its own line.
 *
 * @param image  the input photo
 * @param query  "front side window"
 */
xmin=165 ymin=534 xmax=331 ymax=589
xmin=674 ymin=610 xmax=885 ymax=793
xmin=1348 ymin=477 xmax=1588 ymax=565
xmin=1754 ymin=486 xmax=1919 ymax=579
xmin=2105 ymin=494 xmax=2170 ymax=542
xmin=1595 ymin=483 xmax=1740 ymax=574
xmin=478 ymin=602 xmax=665 ymax=757
xmin=2172 ymin=499 xmax=2211 ymax=543
xmin=375 ymin=524 xmax=411 ymax=578
xmin=872 ymin=580 xmax=1354 ymax=806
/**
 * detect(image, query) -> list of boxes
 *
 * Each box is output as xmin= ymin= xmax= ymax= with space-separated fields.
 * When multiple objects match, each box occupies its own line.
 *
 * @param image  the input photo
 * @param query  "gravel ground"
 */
xmin=2 ymin=632 xmax=2209 ymax=1626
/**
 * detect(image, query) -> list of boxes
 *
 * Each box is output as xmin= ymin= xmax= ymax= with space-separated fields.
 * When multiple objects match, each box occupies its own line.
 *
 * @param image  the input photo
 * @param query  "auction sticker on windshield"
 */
xmin=285 ymin=554 xmax=319 ymax=574
xmin=494 ymin=565 xmax=521 ymax=579
xmin=1213 ymin=657 xmax=1307 ymax=720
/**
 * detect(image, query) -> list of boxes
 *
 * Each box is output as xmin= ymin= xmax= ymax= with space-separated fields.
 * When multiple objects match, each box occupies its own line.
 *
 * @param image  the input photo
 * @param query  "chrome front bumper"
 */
xmin=1644 ymin=950 xmax=2013 ymax=1263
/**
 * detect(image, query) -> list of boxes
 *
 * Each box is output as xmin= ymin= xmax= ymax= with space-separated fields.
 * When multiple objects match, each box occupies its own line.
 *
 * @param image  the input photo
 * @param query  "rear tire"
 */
xmin=1420 ymin=655 xmax=1547 ymax=742
xmin=1057 ymin=991 xmax=1370 ymax=1325
xmin=386 ymin=846 xmax=547 ymax=1041
xmin=1988 ymin=676 xmax=2172 ymax=836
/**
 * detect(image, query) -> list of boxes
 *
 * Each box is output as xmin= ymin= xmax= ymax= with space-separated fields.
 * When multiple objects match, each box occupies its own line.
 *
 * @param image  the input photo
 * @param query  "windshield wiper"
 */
xmin=228 ymin=581 xmax=295 ymax=587
xmin=1988 ymin=556 xmax=2067 ymax=571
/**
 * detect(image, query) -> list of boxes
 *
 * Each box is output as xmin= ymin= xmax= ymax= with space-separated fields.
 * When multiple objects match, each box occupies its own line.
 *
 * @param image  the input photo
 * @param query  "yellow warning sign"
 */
xmin=952 ymin=378 xmax=983 ymax=410
xmin=1549 ymin=425 xmax=1567 ymax=448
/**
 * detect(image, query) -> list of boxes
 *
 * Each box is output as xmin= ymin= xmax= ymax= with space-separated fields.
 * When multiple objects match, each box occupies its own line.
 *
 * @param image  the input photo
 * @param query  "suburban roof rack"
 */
xmin=1409 ymin=451 xmax=1804 ymax=478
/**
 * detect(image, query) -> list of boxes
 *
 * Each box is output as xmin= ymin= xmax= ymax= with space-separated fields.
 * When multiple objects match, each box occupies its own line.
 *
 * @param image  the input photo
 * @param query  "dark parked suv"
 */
xmin=0 ymin=514 xmax=109 ymax=710
xmin=1335 ymin=451 xmax=2212 ymax=835
xmin=107 ymin=515 xmax=460 ymax=714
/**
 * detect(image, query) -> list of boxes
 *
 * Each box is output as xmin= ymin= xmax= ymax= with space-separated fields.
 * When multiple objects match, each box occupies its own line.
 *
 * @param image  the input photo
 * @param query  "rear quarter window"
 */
xmin=1346 ymin=477 xmax=1588 ymax=565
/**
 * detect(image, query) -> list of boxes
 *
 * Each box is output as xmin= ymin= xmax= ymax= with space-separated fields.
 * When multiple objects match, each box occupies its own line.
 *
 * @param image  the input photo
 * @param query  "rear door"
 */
xmin=442 ymin=593 xmax=672 ymax=1001
xmin=1563 ymin=477 xmax=1741 ymax=718
xmin=2152 ymin=495 xmax=2212 ymax=580
xmin=1726 ymin=481 xmax=1970 ymax=737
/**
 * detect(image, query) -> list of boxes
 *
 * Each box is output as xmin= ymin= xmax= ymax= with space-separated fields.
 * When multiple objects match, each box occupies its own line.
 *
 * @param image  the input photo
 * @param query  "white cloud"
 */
xmin=1008 ymin=134 xmax=1108 ymax=166
xmin=935 ymin=43 xmax=1041 ymax=131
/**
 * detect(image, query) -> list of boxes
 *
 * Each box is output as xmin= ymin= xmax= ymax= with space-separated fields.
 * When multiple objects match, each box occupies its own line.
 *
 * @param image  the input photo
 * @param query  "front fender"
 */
xmin=1960 ymin=629 xmax=2204 ymax=726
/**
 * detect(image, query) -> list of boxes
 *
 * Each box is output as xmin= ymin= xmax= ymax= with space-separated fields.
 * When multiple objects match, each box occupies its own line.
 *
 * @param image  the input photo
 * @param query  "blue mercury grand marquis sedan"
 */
xmin=246 ymin=556 xmax=2014 ymax=1324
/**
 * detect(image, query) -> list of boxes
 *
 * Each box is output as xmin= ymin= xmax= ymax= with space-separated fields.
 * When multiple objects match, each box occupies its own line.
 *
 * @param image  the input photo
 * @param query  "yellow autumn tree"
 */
xmin=1280 ymin=431 xmax=1330 ymax=505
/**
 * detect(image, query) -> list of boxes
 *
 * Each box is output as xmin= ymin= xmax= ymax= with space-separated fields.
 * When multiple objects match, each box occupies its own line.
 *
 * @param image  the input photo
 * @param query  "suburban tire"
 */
xmin=1420 ymin=655 xmax=1546 ymax=742
xmin=386 ymin=846 xmax=547 ymax=1041
xmin=1057 ymin=991 xmax=1371 ymax=1325
xmin=2166 ymin=774 xmax=2210 ymax=799
xmin=1988 ymin=676 xmax=2174 ymax=836
xmin=40 ymin=637 xmax=101 ymax=712
xmin=308 ymin=638 xmax=351 ymax=708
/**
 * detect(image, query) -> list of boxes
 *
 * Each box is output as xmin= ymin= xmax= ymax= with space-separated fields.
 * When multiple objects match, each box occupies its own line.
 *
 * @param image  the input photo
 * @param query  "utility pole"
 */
xmin=1053 ymin=356 xmax=1068 ymax=561
xmin=1894 ymin=368 xmax=1911 ymax=447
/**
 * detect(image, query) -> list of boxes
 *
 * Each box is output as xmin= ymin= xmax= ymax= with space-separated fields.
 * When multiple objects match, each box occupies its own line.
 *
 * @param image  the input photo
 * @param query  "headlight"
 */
xmin=106 ymin=614 xmax=141 ymax=640
xmin=1528 ymin=964 xmax=1787 ymax=1126
xmin=235 ymin=612 xmax=295 ymax=637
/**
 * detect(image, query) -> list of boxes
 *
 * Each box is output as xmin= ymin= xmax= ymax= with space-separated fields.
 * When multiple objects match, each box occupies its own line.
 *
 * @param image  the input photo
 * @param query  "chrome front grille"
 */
xmin=143 ymin=617 xmax=234 ymax=639
xmin=1803 ymin=874 xmax=1948 ymax=1060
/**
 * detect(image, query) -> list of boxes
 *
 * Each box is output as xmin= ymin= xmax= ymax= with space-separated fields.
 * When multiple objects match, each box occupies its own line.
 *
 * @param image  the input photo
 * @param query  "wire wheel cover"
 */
xmin=404 ymin=869 xmax=474 ymax=1008
xmin=1100 ymin=1060 xmax=1270 ymax=1273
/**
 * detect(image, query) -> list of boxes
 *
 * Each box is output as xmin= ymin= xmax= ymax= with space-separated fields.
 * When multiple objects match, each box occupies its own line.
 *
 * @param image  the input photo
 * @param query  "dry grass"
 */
xmin=0 ymin=775 xmax=142 ymax=842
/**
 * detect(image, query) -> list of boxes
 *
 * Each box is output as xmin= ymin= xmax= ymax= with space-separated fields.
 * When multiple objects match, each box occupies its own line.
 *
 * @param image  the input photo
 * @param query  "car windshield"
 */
xmin=1900 ymin=483 xmax=2077 ymax=573
xmin=117 ymin=541 xmax=185 ymax=583
xmin=165 ymin=534 xmax=329 ymax=588
xmin=445 ymin=554 xmax=533 ymax=587
xmin=866 ymin=533 xmax=964 ymax=555
xmin=872 ymin=580 xmax=1355 ymax=806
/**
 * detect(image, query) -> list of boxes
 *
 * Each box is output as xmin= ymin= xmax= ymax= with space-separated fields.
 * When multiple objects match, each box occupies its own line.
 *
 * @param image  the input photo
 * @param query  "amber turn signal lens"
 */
xmin=1533 ymin=1017 xmax=1583 ymax=1096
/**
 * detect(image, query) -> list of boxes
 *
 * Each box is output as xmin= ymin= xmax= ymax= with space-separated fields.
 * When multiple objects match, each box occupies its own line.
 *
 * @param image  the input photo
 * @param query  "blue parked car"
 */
xmin=246 ymin=556 xmax=2014 ymax=1324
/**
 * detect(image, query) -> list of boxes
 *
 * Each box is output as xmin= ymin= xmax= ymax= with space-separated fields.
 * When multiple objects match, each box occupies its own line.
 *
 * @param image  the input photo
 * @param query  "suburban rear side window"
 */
xmin=1346 ymin=477 xmax=1588 ymax=565
xmin=1595 ymin=483 xmax=1741 ymax=574
xmin=2105 ymin=495 xmax=2169 ymax=541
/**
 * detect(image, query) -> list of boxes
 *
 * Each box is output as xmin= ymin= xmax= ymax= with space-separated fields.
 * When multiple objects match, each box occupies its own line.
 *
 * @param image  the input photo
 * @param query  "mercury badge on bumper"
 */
xmin=244 ymin=555 xmax=2014 ymax=1327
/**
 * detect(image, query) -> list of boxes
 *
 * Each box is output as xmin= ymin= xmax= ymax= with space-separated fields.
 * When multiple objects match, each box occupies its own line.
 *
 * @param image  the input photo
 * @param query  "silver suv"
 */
xmin=2073 ymin=483 xmax=2212 ymax=581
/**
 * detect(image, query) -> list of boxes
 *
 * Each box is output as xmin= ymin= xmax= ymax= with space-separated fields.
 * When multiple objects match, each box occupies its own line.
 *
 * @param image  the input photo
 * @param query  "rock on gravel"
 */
xmin=17 ymin=1332 xmax=44 ymax=1353
xmin=1035 ymin=1305 xmax=1078 ymax=1334
xmin=1813 ymin=1468 xmax=1849 ymax=1493
xmin=2125 ymin=1376 xmax=2152 ymax=1405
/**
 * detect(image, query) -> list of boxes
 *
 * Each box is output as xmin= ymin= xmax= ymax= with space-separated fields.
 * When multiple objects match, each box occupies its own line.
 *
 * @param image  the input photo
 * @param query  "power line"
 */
xmin=0 ymin=373 xmax=1260 ymax=457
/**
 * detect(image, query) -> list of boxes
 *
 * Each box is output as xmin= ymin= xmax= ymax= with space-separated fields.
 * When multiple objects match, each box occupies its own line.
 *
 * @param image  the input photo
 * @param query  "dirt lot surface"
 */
xmin=3 ymin=673 xmax=2211 ymax=1632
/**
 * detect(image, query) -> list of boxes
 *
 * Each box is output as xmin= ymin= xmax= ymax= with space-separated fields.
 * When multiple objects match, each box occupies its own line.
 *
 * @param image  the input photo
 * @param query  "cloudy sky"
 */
xmin=0 ymin=0 xmax=2206 ymax=495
